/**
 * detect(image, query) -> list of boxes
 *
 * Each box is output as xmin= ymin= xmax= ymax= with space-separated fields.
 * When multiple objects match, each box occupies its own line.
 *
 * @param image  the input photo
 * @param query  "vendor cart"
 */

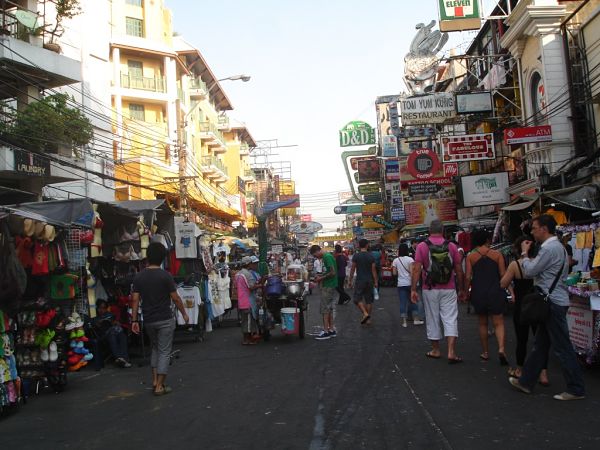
xmin=259 ymin=265 xmax=309 ymax=340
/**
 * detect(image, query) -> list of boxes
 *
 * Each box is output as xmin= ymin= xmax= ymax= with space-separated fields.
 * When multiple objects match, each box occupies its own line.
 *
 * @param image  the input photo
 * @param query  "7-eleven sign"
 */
xmin=439 ymin=0 xmax=480 ymax=20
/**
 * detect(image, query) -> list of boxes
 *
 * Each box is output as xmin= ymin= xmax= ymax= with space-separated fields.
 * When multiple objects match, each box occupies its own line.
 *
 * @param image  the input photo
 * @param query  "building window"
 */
xmin=129 ymin=103 xmax=145 ymax=121
xmin=127 ymin=60 xmax=143 ymax=78
xmin=126 ymin=0 xmax=143 ymax=6
xmin=125 ymin=17 xmax=143 ymax=37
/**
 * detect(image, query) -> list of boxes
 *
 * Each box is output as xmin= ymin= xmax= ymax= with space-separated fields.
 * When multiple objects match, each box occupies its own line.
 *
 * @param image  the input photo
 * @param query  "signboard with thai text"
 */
xmin=400 ymin=93 xmax=456 ymax=125
xmin=504 ymin=125 xmax=552 ymax=145
xmin=441 ymin=133 xmax=495 ymax=162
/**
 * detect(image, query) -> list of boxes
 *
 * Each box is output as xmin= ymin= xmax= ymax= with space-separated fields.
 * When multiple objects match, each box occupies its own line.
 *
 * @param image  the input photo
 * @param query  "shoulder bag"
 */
xmin=520 ymin=252 xmax=566 ymax=325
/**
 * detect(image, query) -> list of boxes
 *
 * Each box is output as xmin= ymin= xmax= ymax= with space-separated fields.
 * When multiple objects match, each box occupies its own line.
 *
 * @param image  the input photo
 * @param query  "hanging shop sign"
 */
xmin=358 ymin=183 xmax=380 ymax=196
xmin=400 ymin=93 xmax=456 ymax=126
xmin=334 ymin=204 xmax=363 ymax=215
xmin=406 ymin=148 xmax=442 ymax=180
xmin=503 ymin=125 xmax=552 ymax=145
xmin=391 ymin=206 xmax=405 ymax=222
xmin=363 ymin=229 xmax=385 ymax=240
xmin=382 ymin=135 xmax=398 ymax=157
xmin=403 ymin=198 xmax=458 ymax=228
xmin=384 ymin=159 xmax=400 ymax=182
xmin=372 ymin=216 xmax=394 ymax=229
xmin=14 ymin=148 xmax=50 ymax=176
xmin=362 ymin=203 xmax=385 ymax=217
xmin=438 ymin=0 xmax=482 ymax=33
xmin=386 ymin=182 xmax=403 ymax=207
xmin=456 ymin=91 xmax=493 ymax=114
xmin=339 ymin=121 xmax=376 ymax=147
xmin=356 ymin=158 xmax=381 ymax=183
xmin=289 ymin=220 xmax=323 ymax=233
xmin=444 ymin=162 xmax=459 ymax=178
xmin=441 ymin=133 xmax=495 ymax=162
xmin=460 ymin=172 xmax=509 ymax=207
xmin=361 ymin=218 xmax=385 ymax=229
xmin=407 ymin=177 xmax=453 ymax=197
xmin=363 ymin=193 xmax=383 ymax=204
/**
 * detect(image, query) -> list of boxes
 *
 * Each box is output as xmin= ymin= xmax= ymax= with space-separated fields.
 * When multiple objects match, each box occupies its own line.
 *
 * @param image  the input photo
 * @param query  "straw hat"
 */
xmin=23 ymin=218 xmax=35 ymax=237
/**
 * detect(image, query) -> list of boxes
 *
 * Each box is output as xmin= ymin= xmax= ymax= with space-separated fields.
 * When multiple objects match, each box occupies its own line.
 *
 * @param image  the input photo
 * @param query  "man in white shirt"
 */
xmin=392 ymin=243 xmax=424 ymax=327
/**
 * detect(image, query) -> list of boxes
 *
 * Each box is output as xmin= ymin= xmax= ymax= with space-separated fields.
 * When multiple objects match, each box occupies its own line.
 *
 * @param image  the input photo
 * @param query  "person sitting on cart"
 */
xmin=90 ymin=299 xmax=132 ymax=369
xmin=236 ymin=256 xmax=263 ymax=345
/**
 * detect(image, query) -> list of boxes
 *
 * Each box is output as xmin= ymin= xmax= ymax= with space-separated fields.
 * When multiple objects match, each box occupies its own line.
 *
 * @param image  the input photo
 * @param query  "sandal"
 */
xmin=360 ymin=315 xmax=371 ymax=325
xmin=507 ymin=367 xmax=521 ymax=378
xmin=425 ymin=351 xmax=441 ymax=359
xmin=153 ymin=385 xmax=172 ymax=396
xmin=480 ymin=353 xmax=489 ymax=361
xmin=448 ymin=356 xmax=463 ymax=365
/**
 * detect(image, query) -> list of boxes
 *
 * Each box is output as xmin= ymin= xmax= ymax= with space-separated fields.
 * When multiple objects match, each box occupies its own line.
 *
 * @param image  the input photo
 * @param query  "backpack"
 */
xmin=424 ymin=239 xmax=453 ymax=287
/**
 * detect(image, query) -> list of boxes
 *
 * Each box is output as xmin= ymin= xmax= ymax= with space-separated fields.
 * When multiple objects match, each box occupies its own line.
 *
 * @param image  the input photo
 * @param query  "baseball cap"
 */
xmin=250 ymin=256 xmax=259 ymax=263
xmin=241 ymin=256 xmax=252 ymax=265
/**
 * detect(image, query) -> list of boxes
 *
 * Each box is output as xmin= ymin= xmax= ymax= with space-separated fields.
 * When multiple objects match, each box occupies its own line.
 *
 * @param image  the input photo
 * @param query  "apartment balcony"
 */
xmin=201 ymin=156 xmax=228 ymax=182
xmin=189 ymin=77 xmax=208 ymax=99
xmin=216 ymin=115 xmax=230 ymax=131
xmin=199 ymin=121 xmax=227 ymax=153
xmin=240 ymin=168 xmax=256 ymax=183
xmin=239 ymin=143 xmax=250 ymax=156
xmin=120 ymin=73 xmax=166 ymax=93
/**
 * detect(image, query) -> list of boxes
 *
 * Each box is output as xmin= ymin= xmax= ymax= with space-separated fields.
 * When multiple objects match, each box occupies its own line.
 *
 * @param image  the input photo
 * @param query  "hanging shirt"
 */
xmin=174 ymin=217 xmax=198 ymax=259
xmin=176 ymin=286 xmax=202 ymax=325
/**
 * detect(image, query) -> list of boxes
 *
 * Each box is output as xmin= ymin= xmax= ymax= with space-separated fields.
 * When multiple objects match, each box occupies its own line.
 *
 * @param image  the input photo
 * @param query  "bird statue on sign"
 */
xmin=403 ymin=20 xmax=449 ymax=95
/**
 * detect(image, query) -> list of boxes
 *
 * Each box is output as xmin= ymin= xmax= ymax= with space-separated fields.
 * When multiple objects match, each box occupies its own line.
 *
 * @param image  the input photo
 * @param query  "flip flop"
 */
xmin=425 ymin=351 xmax=441 ymax=359
xmin=360 ymin=315 xmax=371 ymax=325
xmin=153 ymin=386 xmax=172 ymax=396
xmin=448 ymin=356 xmax=463 ymax=365
xmin=480 ymin=353 xmax=489 ymax=361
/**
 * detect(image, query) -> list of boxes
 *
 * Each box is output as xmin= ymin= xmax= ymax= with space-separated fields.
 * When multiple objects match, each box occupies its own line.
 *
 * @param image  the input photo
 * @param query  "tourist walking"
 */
xmin=131 ymin=242 xmax=189 ymax=396
xmin=392 ymin=243 xmax=423 ymax=327
xmin=500 ymin=236 xmax=549 ymax=385
xmin=348 ymin=239 xmax=378 ymax=325
xmin=334 ymin=245 xmax=351 ymax=305
xmin=506 ymin=215 xmax=583 ymax=400
xmin=309 ymin=245 xmax=338 ymax=340
xmin=411 ymin=220 xmax=465 ymax=364
xmin=465 ymin=229 xmax=509 ymax=365
xmin=235 ymin=256 xmax=263 ymax=345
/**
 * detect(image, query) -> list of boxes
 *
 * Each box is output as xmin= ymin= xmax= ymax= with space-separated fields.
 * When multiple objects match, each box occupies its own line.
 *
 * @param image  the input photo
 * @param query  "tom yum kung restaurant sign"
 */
xmin=400 ymin=93 xmax=456 ymax=126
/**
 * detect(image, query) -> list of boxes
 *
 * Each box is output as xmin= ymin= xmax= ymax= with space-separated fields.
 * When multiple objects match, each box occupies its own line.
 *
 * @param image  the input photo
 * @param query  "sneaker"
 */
xmin=413 ymin=320 xmax=424 ymax=325
xmin=508 ymin=377 xmax=531 ymax=394
xmin=315 ymin=331 xmax=331 ymax=340
xmin=402 ymin=319 xmax=408 ymax=328
xmin=553 ymin=392 xmax=585 ymax=401
xmin=328 ymin=330 xmax=337 ymax=338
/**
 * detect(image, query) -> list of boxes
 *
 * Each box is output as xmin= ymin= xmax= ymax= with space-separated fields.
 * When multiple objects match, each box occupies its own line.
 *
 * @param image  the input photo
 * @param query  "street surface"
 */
xmin=1 ymin=287 xmax=599 ymax=449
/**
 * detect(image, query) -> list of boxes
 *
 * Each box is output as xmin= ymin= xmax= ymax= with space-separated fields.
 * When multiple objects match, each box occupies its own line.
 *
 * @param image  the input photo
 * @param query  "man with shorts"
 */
xmin=411 ymin=220 xmax=465 ymax=364
xmin=309 ymin=245 xmax=338 ymax=340
xmin=348 ymin=239 xmax=378 ymax=325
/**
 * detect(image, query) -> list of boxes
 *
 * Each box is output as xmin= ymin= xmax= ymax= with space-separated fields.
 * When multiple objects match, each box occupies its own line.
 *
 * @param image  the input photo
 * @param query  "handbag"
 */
xmin=520 ymin=253 xmax=566 ymax=325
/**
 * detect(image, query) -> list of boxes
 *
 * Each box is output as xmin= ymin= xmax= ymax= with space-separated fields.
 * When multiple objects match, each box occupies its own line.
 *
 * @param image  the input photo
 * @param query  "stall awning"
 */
xmin=545 ymin=184 xmax=600 ymax=211
xmin=501 ymin=198 xmax=537 ymax=211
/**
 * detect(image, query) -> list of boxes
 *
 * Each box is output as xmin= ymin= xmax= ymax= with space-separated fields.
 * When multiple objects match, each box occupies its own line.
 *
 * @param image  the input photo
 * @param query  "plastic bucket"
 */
xmin=280 ymin=307 xmax=299 ymax=335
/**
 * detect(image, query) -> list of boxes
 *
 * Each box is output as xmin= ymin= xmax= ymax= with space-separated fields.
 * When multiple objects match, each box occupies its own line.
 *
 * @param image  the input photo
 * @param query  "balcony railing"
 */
xmin=120 ymin=73 xmax=166 ymax=92
xmin=217 ymin=115 xmax=230 ymax=130
xmin=201 ymin=156 xmax=228 ymax=177
xmin=198 ymin=121 xmax=226 ymax=144
xmin=239 ymin=143 xmax=250 ymax=155
xmin=189 ymin=77 xmax=208 ymax=98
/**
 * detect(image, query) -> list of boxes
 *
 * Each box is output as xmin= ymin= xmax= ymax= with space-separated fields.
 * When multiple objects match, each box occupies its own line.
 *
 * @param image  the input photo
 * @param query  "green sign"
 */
xmin=373 ymin=216 xmax=394 ymax=229
xmin=339 ymin=121 xmax=375 ymax=147
xmin=334 ymin=204 xmax=363 ymax=215
xmin=358 ymin=183 xmax=381 ymax=195
xmin=439 ymin=0 xmax=480 ymax=20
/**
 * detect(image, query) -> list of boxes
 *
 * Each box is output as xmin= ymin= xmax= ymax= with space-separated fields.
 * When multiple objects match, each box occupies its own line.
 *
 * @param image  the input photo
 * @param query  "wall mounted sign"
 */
xmin=384 ymin=159 xmax=400 ymax=182
xmin=358 ymin=183 xmax=381 ymax=196
xmin=362 ymin=203 xmax=385 ymax=217
xmin=391 ymin=206 xmax=405 ymax=222
xmin=504 ymin=125 xmax=552 ymax=145
xmin=456 ymin=91 xmax=492 ymax=114
xmin=404 ymin=198 xmax=458 ymax=228
xmin=334 ymin=204 xmax=363 ymax=215
xmin=407 ymin=177 xmax=453 ymax=197
xmin=14 ymin=148 xmax=50 ymax=176
xmin=443 ymin=162 xmax=459 ymax=178
xmin=382 ymin=135 xmax=398 ymax=157
xmin=460 ymin=172 xmax=510 ymax=207
xmin=339 ymin=121 xmax=376 ymax=147
xmin=400 ymin=93 xmax=456 ymax=125
xmin=356 ymin=158 xmax=381 ymax=183
xmin=363 ymin=193 xmax=383 ymax=204
xmin=441 ymin=133 xmax=495 ymax=162
xmin=438 ymin=0 xmax=482 ymax=32
xmin=406 ymin=148 xmax=442 ymax=180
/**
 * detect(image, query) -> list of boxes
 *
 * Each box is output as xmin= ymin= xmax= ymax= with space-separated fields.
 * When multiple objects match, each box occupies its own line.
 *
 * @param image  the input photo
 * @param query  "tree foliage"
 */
xmin=1 ymin=93 xmax=93 ymax=153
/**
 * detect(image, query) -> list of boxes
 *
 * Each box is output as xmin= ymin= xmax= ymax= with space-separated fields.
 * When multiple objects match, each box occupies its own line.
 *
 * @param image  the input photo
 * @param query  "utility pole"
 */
xmin=176 ymin=98 xmax=188 ymax=218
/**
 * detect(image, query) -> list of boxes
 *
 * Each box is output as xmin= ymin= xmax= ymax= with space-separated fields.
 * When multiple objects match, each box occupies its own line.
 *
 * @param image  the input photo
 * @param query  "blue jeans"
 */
xmin=397 ymin=286 xmax=425 ymax=319
xmin=519 ymin=303 xmax=585 ymax=396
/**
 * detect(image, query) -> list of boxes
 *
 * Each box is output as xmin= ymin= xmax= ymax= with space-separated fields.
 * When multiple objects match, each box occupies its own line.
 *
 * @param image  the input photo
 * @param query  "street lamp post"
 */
xmin=177 ymin=74 xmax=251 ymax=217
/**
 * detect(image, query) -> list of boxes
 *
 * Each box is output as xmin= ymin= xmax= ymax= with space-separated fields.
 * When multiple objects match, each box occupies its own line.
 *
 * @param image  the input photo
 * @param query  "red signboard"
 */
xmin=406 ymin=148 xmax=441 ymax=180
xmin=441 ymin=133 xmax=495 ymax=162
xmin=504 ymin=125 xmax=552 ymax=145
xmin=444 ymin=162 xmax=459 ymax=177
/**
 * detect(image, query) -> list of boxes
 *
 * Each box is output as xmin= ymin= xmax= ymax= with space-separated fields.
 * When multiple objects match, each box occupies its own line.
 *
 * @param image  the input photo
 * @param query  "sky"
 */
xmin=166 ymin=0 xmax=497 ymax=232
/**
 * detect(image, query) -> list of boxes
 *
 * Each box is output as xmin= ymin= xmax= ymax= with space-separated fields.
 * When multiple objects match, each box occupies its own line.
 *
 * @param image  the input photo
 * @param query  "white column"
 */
xmin=112 ymin=47 xmax=123 ymax=160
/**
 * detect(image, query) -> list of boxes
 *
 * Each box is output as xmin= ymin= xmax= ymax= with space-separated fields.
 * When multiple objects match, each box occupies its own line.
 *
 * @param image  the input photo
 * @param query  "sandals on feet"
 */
xmin=425 ymin=351 xmax=441 ymax=359
xmin=480 ymin=353 xmax=489 ymax=361
xmin=360 ymin=315 xmax=371 ymax=325
xmin=448 ymin=356 xmax=463 ymax=365
xmin=507 ymin=367 xmax=521 ymax=378
xmin=153 ymin=385 xmax=172 ymax=396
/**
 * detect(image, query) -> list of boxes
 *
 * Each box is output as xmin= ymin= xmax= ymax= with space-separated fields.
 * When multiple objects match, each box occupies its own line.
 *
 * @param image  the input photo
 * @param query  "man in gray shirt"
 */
xmin=508 ymin=214 xmax=585 ymax=400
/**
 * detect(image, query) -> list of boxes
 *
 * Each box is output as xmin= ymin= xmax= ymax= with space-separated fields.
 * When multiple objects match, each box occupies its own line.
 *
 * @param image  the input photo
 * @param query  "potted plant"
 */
xmin=43 ymin=0 xmax=82 ymax=53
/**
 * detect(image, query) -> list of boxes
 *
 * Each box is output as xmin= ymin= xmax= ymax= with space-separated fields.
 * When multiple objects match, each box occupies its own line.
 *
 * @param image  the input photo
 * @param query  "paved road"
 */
xmin=2 ymin=287 xmax=599 ymax=449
